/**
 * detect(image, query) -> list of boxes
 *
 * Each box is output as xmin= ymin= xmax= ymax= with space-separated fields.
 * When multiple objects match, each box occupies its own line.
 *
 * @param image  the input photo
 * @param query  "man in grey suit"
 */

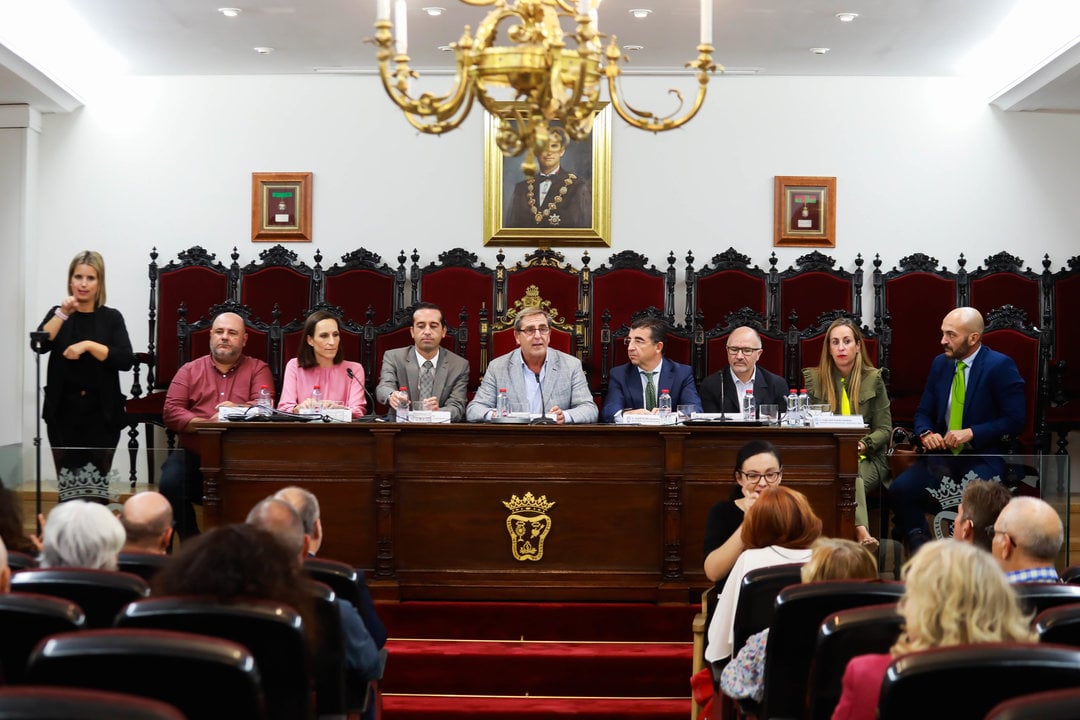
xmin=466 ymin=306 xmax=597 ymax=424
xmin=376 ymin=302 xmax=470 ymax=421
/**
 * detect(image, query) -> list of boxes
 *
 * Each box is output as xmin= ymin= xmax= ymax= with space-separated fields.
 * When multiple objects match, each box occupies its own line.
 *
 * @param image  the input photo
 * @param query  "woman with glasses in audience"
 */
xmin=705 ymin=485 xmax=822 ymax=665
xmin=803 ymin=317 xmax=891 ymax=548
xmin=831 ymin=539 xmax=1035 ymax=720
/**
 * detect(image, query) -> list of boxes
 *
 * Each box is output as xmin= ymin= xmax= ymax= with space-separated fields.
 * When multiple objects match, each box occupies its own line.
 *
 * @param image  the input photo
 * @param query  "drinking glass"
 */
xmin=759 ymin=404 xmax=780 ymax=425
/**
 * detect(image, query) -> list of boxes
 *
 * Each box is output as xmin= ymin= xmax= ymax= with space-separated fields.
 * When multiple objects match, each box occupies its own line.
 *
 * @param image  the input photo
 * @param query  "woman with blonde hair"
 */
xmin=33 ymin=251 xmax=133 ymax=503
xmin=831 ymin=540 xmax=1036 ymax=720
xmin=803 ymin=317 xmax=891 ymax=547
xmin=705 ymin=486 xmax=822 ymax=664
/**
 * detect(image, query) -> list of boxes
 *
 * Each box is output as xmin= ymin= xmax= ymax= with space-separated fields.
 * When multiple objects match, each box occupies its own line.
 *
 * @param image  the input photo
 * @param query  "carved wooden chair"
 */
xmin=1046 ymin=254 xmax=1080 ymax=452
xmin=687 ymin=247 xmax=778 ymax=333
xmin=777 ymin=251 xmax=864 ymax=337
xmin=237 ymin=243 xmax=317 ymax=326
xmin=323 ymin=247 xmax=407 ymax=329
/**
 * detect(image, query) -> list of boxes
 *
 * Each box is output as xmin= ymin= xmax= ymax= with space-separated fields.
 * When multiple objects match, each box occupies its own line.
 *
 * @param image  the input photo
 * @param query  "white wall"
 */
xmin=19 ymin=72 xmax=1080 ymax=484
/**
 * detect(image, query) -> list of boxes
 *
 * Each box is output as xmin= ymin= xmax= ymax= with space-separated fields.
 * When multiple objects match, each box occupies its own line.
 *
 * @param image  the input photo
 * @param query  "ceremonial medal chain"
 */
xmin=527 ymin=174 xmax=577 ymax=226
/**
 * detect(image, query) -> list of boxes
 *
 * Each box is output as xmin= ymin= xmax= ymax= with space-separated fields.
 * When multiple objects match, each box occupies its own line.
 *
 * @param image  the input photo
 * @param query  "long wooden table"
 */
xmin=196 ymin=423 xmax=861 ymax=603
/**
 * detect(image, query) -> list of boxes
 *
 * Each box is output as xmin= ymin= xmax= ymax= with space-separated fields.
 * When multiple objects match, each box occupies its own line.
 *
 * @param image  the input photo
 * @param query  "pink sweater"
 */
xmin=278 ymin=358 xmax=368 ymax=418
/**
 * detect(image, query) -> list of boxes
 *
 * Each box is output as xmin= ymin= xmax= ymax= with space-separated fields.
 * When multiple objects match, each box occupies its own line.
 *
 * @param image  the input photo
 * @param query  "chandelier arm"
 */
xmin=603 ymin=44 xmax=718 ymax=132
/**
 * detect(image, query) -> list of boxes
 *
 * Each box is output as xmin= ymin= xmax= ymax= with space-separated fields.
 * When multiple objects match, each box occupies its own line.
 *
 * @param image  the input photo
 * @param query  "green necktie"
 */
xmin=644 ymin=371 xmax=657 ymax=410
xmin=949 ymin=360 xmax=967 ymax=454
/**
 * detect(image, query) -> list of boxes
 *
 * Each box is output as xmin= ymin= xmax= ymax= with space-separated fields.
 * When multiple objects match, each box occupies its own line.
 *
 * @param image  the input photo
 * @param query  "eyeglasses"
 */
xmin=727 ymin=346 xmax=762 ymax=356
xmin=738 ymin=470 xmax=782 ymax=484
xmin=517 ymin=325 xmax=551 ymax=336
xmin=992 ymin=527 xmax=1015 ymax=547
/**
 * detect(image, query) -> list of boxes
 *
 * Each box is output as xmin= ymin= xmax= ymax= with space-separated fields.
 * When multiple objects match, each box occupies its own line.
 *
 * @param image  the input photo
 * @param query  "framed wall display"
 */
xmin=251 ymin=172 xmax=312 ymax=242
xmin=774 ymin=176 xmax=836 ymax=248
xmin=483 ymin=102 xmax=611 ymax=247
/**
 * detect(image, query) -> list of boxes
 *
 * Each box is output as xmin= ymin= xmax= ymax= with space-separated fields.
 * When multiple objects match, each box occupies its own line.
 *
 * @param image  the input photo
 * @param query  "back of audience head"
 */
xmin=40 ymin=500 xmax=125 ymax=570
xmin=893 ymin=540 xmax=1034 ymax=656
xmin=0 ymin=485 xmax=36 ymax=555
xmin=153 ymin=523 xmax=304 ymax=610
xmin=273 ymin=486 xmax=322 ymax=554
xmin=741 ymin=486 xmax=822 ymax=549
xmin=954 ymin=480 xmax=1011 ymax=552
xmin=245 ymin=497 xmax=309 ymax=562
xmin=800 ymin=537 xmax=877 ymax=583
xmin=120 ymin=491 xmax=174 ymax=554
xmin=993 ymin=496 xmax=1064 ymax=568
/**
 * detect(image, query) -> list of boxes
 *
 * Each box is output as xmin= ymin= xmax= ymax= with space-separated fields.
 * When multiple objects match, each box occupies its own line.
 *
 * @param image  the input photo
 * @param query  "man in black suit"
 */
xmin=699 ymin=326 xmax=788 ymax=414
xmin=505 ymin=127 xmax=591 ymax=229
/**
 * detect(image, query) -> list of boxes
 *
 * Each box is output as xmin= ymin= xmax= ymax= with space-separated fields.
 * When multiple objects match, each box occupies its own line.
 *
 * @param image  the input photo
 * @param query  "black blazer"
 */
xmin=700 ymin=365 xmax=789 ymax=414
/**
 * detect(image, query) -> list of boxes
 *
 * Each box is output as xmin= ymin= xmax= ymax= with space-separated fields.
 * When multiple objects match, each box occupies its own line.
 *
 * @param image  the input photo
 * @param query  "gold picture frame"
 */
xmin=251 ymin=172 xmax=312 ymax=242
xmin=774 ymin=175 xmax=836 ymax=248
xmin=484 ymin=103 xmax=611 ymax=247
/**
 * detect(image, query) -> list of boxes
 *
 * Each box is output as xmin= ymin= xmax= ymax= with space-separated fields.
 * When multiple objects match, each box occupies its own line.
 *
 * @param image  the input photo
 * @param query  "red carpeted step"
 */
xmin=382 ymin=694 xmax=688 ymax=720
xmin=379 ymin=601 xmax=697 ymax=642
xmin=382 ymin=639 xmax=692 ymax=697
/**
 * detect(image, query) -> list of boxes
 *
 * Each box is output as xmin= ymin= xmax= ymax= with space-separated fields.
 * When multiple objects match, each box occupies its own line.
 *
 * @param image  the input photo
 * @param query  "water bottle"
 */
xmin=395 ymin=386 xmax=409 ymax=422
xmin=257 ymin=385 xmax=273 ymax=415
xmin=742 ymin=388 xmax=755 ymax=420
xmin=658 ymin=389 xmax=672 ymax=417
xmin=496 ymin=388 xmax=509 ymax=418
xmin=310 ymin=384 xmax=323 ymax=411
xmin=786 ymin=388 xmax=800 ymax=426
xmin=798 ymin=390 xmax=810 ymax=425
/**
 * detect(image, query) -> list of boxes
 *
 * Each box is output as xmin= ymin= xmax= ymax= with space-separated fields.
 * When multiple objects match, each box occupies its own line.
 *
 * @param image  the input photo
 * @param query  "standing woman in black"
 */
xmin=34 ymin=251 xmax=133 ymax=503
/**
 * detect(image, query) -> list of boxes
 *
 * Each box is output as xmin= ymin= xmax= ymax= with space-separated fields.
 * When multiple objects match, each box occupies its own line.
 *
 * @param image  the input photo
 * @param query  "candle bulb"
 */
xmin=578 ymin=0 xmax=589 ymax=15
xmin=700 ymin=0 xmax=712 ymax=46
xmin=394 ymin=0 xmax=408 ymax=54
xmin=377 ymin=0 xmax=390 ymax=22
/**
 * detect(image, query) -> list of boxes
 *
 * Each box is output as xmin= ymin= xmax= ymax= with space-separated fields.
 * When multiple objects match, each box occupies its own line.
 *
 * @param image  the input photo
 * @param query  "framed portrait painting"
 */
xmin=251 ymin=172 xmax=312 ymax=242
xmin=774 ymin=176 xmax=836 ymax=248
xmin=483 ymin=102 xmax=611 ymax=247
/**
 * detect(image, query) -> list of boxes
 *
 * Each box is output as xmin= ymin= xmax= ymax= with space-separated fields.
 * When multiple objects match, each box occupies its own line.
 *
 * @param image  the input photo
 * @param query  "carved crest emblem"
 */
xmin=502 ymin=491 xmax=556 ymax=562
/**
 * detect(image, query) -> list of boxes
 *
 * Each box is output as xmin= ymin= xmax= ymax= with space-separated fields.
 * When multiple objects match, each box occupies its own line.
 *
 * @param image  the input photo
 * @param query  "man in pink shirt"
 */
xmin=160 ymin=311 xmax=273 ymax=540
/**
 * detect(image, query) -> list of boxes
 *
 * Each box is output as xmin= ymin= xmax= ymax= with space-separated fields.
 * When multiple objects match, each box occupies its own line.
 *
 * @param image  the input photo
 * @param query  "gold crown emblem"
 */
xmin=502 ymin=491 xmax=556 ymax=514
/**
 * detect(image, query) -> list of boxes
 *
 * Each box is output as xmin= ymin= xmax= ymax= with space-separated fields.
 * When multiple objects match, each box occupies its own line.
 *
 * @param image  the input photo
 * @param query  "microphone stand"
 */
xmin=530 ymin=373 xmax=557 ymax=425
xmin=347 ymin=367 xmax=383 ymax=422
xmin=30 ymin=331 xmax=50 ymax=522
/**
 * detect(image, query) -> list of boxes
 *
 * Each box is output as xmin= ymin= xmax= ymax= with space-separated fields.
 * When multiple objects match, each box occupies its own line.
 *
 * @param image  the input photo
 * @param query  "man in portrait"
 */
xmin=505 ymin=127 xmax=592 ymax=229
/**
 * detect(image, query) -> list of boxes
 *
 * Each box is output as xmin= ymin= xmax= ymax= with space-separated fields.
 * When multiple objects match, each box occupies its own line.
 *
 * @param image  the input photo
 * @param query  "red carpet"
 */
xmin=379 ymin=601 xmax=695 ymax=720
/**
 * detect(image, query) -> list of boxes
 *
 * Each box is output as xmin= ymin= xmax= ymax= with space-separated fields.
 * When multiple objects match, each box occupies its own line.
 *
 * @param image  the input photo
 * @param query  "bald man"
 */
xmin=700 ymin=326 xmax=788 ymax=415
xmin=991 ymin=497 xmax=1064 ymax=583
xmin=890 ymin=307 xmax=1025 ymax=552
xmin=119 ymin=491 xmax=174 ymax=554
xmin=161 ymin=311 xmax=274 ymax=540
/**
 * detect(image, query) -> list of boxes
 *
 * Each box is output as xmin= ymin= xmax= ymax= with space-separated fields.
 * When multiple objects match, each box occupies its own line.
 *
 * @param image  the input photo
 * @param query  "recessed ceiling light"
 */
xmin=629 ymin=9 xmax=652 ymax=19
xmin=437 ymin=45 xmax=454 ymax=52
xmin=422 ymin=6 xmax=446 ymax=16
xmin=835 ymin=12 xmax=859 ymax=23
xmin=623 ymin=44 xmax=644 ymax=51
xmin=809 ymin=47 xmax=830 ymax=55
xmin=217 ymin=7 xmax=241 ymax=18
xmin=253 ymin=46 xmax=275 ymax=55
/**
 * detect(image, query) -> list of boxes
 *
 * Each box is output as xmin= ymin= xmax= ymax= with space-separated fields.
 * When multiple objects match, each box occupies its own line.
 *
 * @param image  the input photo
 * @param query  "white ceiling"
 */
xmin=1 ymin=0 xmax=1079 ymax=113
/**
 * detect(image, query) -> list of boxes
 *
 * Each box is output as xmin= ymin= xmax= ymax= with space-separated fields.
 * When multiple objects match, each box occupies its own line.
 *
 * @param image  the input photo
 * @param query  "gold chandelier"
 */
xmin=372 ymin=0 xmax=719 ymax=176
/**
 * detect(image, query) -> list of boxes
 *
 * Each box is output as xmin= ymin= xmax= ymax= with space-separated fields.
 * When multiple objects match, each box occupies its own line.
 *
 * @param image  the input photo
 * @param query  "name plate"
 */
xmin=809 ymin=414 xmax=866 ymax=428
xmin=409 ymin=411 xmax=451 ymax=424
xmin=622 ymin=414 xmax=678 ymax=426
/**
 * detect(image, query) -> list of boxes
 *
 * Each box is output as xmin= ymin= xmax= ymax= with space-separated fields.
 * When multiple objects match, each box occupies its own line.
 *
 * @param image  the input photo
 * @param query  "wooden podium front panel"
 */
xmin=198 ymin=423 xmax=860 ymax=602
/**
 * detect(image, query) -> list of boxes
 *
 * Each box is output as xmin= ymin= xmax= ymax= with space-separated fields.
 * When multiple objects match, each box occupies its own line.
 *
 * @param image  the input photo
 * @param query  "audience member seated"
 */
xmin=952 ymin=479 xmax=1011 ymax=552
xmin=0 ymin=485 xmax=38 ymax=556
xmin=991 ymin=497 xmax=1064 ymax=583
xmin=119 ymin=492 xmax=173 ymax=554
xmin=246 ymin=498 xmax=383 ymax=682
xmin=705 ymin=485 xmax=822 ymax=665
xmin=831 ymin=540 xmax=1036 ymax=720
xmin=700 ymin=326 xmax=788 ymax=415
xmin=601 ymin=315 xmax=701 ymax=422
xmin=720 ymin=538 xmax=878 ymax=703
xmin=889 ymin=307 xmax=1025 ymax=552
xmin=803 ymin=318 xmax=892 ymax=548
xmin=274 ymin=485 xmax=387 ymax=648
xmin=39 ymin=500 xmax=125 ymax=570
xmin=466 ymin=306 xmax=597 ymax=424
xmin=278 ymin=310 xmax=368 ymax=418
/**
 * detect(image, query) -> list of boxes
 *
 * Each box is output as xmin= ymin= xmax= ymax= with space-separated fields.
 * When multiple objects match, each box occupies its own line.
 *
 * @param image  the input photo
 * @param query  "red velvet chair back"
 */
xmin=498 ymin=250 xmax=583 ymax=358
xmin=238 ymin=244 xmax=315 ymax=326
xmin=778 ymin=251 xmax=860 ymax=331
xmin=982 ymin=305 xmax=1045 ymax=450
xmin=1048 ymin=256 xmax=1080 ymax=429
xmin=963 ymin=251 xmax=1042 ymax=331
xmin=690 ymin=248 xmax=776 ymax=332
xmin=322 ymin=247 xmax=405 ymax=328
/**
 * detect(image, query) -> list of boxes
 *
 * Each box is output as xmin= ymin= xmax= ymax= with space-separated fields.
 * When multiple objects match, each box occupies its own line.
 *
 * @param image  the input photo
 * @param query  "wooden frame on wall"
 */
xmin=251 ymin=172 xmax=312 ymax=242
xmin=774 ymin=175 xmax=836 ymax=248
xmin=483 ymin=102 xmax=612 ymax=247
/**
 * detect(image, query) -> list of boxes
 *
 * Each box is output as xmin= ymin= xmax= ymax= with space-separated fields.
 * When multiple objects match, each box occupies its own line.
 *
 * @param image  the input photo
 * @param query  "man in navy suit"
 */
xmin=601 ymin=315 xmax=702 ymax=422
xmin=890 ymin=307 xmax=1025 ymax=552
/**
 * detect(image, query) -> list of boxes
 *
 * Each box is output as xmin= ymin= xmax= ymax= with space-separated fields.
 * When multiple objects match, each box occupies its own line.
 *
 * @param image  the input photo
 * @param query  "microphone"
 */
xmin=530 ymin=372 xmax=557 ymax=425
xmin=347 ymin=367 xmax=383 ymax=423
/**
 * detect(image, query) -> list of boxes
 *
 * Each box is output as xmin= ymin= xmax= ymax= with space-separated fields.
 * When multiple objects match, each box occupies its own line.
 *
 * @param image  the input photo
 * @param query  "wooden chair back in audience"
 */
xmin=0 ymin=686 xmax=186 ymax=720
xmin=1034 ymin=602 xmax=1080 ymax=648
xmin=730 ymin=562 xmax=805 ymax=659
xmin=9 ymin=568 xmax=150 ymax=629
xmin=25 ymin=628 xmax=268 ymax=719
xmin=0 ymin=593 xmax=85 ymax=684
xmin=1012 ymin=583 xmax=1080 ymax=616
xmin=984 ymin=687 xmax=1080 ymax=720
xmin=115 ymin=552 xmax=171 ymax=583
xmin=876 ymin=643 xmax=1080 ymax=720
